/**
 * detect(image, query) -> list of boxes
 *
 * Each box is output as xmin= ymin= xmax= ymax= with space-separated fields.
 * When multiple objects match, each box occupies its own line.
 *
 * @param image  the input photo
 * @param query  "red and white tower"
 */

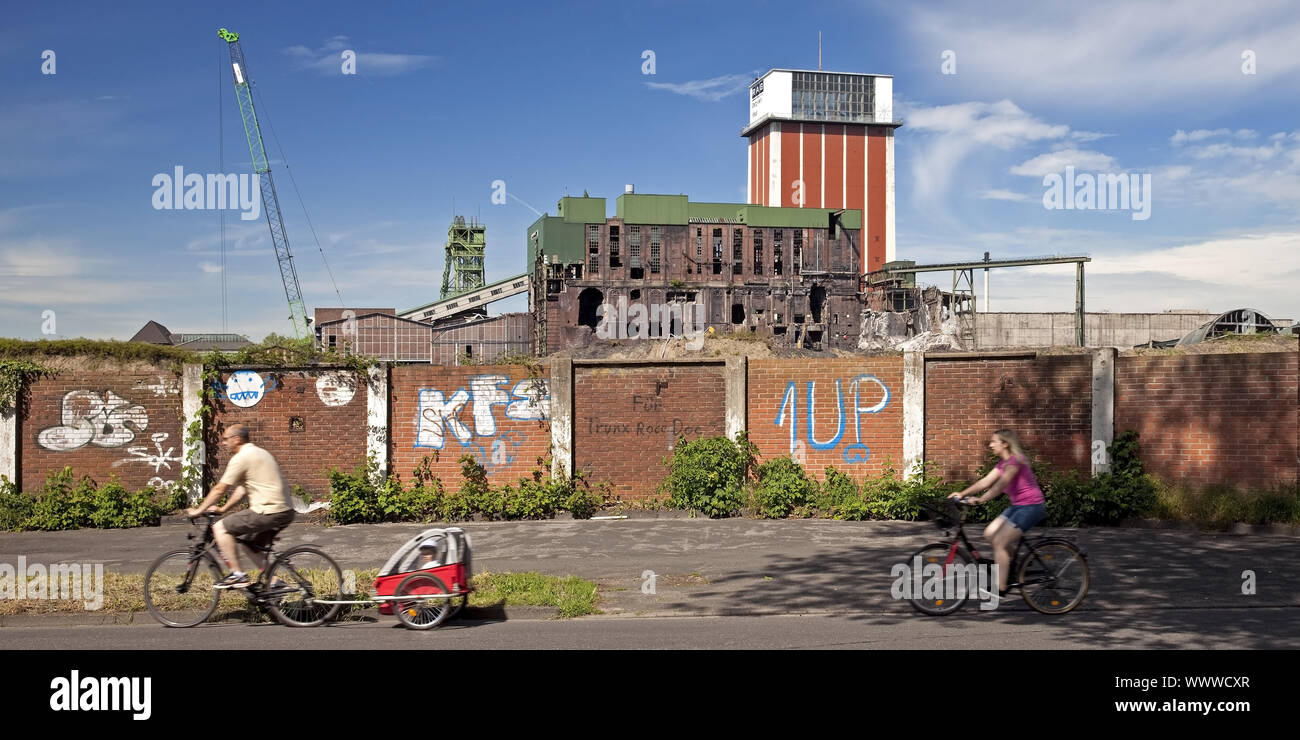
xmin=744 ymin=69 xmax=900 ymax=275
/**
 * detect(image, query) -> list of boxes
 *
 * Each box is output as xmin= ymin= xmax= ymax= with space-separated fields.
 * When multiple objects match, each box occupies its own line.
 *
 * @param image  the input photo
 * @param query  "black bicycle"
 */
xmin=908 ymin=499 xmax=1090 ymax=615
xmin=144 ymin=512 xmax=345 ymax=628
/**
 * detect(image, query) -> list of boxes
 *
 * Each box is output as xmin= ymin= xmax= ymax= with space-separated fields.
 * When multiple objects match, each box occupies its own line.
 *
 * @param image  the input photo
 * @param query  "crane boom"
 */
xmin=218 ymin=27 xmax=309 ymax=338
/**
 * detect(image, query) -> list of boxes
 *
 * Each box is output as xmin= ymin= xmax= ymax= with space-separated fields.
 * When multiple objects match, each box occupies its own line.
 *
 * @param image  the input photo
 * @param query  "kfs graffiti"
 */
xmin=775 ymin=375 xmax=891 ymax=464
xmin=37 ymin=390 xmax=151 ymax=451
xmin=416 ymin=375 xmax=549 ymax=456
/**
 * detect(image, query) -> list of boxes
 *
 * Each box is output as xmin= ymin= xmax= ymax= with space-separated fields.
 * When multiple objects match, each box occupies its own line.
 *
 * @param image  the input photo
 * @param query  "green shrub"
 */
xmin=752 ymin=456 xmax=816 ymax=519
xmin=862 ymin=462 xmax=954 ymax=521
xmin=662 ymin=432 xmax=756 ymax=518
xmin=1151 ymin=481 xmax=1300 ymax=529
xmin=815 ymin=466 xmax=871 ymax=520
xmin=327 ymin=459 xmax=382 ymax=524
xmin=89 ymin=478 xmax=163 ymax=528
xmin=0 ymin=476 xmax=34 ymax=531
xmin=563 ymin=481 xmax=605 ymax=519
xmin=27 ymin=469 xmax=97 ymax=531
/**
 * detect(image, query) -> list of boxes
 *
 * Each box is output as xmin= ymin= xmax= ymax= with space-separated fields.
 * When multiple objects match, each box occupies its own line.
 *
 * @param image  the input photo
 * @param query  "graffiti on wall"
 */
xmin=416 ymin=375 xmax=549 ymax=452
xmin=775 ymin=375 xmax=891 ymax=464
xmin=211 ymin=370 xmax=276 ymax=408
xmin=37 ymin=390 xmax=150 ymax=450
xmin=461 ymin=431 xmax=527 ymax=472
xmin=315 ymin=372 xmax=357 ymax=407
xmin=132 ymin=375 xmax=181 ymax=397
xmin=111 ymin=432 xmax=183 ymax=493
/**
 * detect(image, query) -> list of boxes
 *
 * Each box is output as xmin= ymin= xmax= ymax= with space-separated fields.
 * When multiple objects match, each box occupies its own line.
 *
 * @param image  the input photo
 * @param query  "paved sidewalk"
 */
xmin=2 ymin=518 xmax=1297 ymax=628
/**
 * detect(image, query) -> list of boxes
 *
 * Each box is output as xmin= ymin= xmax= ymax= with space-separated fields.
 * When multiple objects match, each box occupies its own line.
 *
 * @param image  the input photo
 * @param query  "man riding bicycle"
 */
xmin=186 ymin=423 xmax=295 ymax=589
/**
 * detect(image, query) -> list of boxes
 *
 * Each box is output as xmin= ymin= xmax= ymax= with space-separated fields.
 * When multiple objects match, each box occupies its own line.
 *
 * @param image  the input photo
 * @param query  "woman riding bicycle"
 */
xmin=948 ymin=428 xmax=1046 ymax=596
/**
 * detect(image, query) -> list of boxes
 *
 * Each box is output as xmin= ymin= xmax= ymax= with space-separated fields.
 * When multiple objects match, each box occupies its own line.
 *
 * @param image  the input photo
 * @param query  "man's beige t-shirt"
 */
xmin=219 ymin=443 xmax=291 ymax=514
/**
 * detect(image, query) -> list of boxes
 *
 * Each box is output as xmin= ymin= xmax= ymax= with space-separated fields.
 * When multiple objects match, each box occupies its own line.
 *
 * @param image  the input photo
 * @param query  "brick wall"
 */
xmin=573 ymin=363 xmax=726 ymax=497
xmin=924 ymin=356 xmax=1092 ymax=481
xmin=390 ymin=365 xmax=552 ymax=487
xmin=1115 ymin=352 xmax=1298 ymax=489
xmin=209 ymin=369 xmax=368 ymax=500
xmin=747 ymin=357 xmax=904 ymax=480
xmin=21 ymin=371 xmax=185 ymax=493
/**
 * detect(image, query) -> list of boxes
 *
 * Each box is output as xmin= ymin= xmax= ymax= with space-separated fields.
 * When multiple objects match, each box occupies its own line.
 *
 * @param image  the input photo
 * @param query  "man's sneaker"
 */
xmin=214 ymin=572 xmax=251 ymax=589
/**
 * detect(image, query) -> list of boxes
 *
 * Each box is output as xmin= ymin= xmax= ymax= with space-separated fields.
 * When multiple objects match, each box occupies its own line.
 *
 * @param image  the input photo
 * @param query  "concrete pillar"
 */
xmin=549 ymin=357 xmax=573 ymax=479
xmin=366 ymin=364 xmax=389 ymax=480
xmin=1091 ymin=347 xmax=1116 ymax=474
xmin=181 ymin=363 xmax=205 ymax=503
xmin=0 ymin=408 xmax=16 ymax=487
xmin=902 ymin=352 xmax=926 ymax=479
xmin=725 ymin=356 xmax=747 ymax=441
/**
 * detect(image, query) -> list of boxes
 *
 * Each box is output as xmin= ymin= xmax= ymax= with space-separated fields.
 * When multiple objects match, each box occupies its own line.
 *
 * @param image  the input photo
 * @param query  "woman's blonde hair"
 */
xmin=993 ymin=428 xmax=1026 ymax=459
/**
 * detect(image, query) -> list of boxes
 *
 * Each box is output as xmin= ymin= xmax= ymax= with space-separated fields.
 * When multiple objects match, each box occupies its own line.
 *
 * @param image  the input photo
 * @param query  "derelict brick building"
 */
xmin=528 ymin=191 xmax=866 ymax=354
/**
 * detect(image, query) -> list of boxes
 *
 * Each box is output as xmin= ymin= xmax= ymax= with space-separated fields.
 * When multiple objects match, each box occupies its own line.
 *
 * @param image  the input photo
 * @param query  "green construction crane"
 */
xmin=218 ymin=27 xmax=310 ymax=338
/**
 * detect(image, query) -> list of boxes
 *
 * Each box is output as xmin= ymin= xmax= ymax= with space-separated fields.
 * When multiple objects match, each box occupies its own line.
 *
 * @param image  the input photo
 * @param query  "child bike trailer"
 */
xmin=373 ymin=527 xmax=473 ymax=630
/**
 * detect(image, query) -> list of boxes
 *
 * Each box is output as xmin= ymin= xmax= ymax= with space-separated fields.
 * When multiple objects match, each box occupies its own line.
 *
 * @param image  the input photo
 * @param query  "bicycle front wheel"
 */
xmin=1018 ymin=540 xmax=1089 ymax=614
xmin=906 ymin=543 xmax=975 ymax=616
xmin=264 ymin=546 xmax=344 ymax=627
xmin=144 ymin=550 xmax=223 ymax=628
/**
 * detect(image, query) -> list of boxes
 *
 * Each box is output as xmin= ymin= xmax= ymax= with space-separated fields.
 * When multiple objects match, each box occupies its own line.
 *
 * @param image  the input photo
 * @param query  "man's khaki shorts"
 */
xmin=221 ymin=508 xmax=295 ymax=549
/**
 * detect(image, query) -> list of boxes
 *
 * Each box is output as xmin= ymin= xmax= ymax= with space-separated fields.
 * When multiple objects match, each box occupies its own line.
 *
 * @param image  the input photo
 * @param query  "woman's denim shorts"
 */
xmin=998 ymin=503 xmax=1046 ymax=532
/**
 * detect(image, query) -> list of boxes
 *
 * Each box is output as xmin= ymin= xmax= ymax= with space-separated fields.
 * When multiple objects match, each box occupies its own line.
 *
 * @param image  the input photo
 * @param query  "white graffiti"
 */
xmin=37 ymin=391 xmax=149 ymax=450
xmin=114 ymin=432 xmax=183 ymax=474
xmin=224 ymin=370 xmax=268 ymax=408
xmin=132 ymin=376 xmax=181 ymax=397
xmin=316 ymin=372 xmax=357 ymax=407
xmin=416 ymin=374 xmax=549 ymax=450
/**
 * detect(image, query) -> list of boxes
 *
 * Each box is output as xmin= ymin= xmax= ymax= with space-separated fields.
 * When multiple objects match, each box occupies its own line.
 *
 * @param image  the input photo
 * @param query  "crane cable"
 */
xmin=249 ymin=82 xmax=346 ymax=308
xmin=217 ymin=44 xmax=228 ymax=332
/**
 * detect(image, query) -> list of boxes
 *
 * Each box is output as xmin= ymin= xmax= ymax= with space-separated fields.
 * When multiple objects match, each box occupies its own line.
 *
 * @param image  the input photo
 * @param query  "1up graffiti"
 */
xmin=775 ymin=376 xmax=890 ymax=464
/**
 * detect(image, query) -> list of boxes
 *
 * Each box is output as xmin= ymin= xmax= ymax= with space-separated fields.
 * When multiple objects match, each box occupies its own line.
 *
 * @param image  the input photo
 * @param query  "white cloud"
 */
xmin=1027 ymin=232 xmax=1300 ymax=292
xmin=902 ymin=99 xmax=1071 ymax=206
xmin=646 ymin=72 xmax=761 ymax=102
xmin=285 ymin=36 xmax=436 ymax=76
xmin=198 ymin=261 xmax=223 ymax=274
xmin=1070 ymin=131 xmax=1112 ymax=142
xmin=978 ymin=189 xmax=1033 ymax=202
xmin=1171 ymin=128 xmax=1232 ymax=145
xmin=1009 ymin=149 xmax=1119 ymax=177
xmin=895 ymin=0 xmax=1300 ymax=109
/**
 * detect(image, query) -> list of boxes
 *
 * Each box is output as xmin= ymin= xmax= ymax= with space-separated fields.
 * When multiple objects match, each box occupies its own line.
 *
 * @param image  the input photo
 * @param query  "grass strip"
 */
xmin=1 ymin=568 xmax=599 ymax=620
xmin=467 ymin=571 xmax=600 ymax=618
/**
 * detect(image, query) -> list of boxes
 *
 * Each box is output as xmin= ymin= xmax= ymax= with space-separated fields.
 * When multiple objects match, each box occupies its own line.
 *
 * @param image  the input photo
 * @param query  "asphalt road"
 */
xmin=4 ymin=606 xmax=1298 ymax=650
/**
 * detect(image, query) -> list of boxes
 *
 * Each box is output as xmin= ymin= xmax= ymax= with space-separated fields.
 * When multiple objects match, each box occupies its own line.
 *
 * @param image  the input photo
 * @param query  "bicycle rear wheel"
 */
xmin=264 ymin=546 xmax=344 ymax=627
xmin=1018 ymin=540 xmax=1089 ymax=614
xmin=906 ymin=543 xmax=975 ymax=616
xmin=144 ymin=550 xmax=223 ymax=627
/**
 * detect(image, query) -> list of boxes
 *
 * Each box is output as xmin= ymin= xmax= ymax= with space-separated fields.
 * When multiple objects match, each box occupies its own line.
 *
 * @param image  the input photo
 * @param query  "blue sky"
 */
xmin=3 ymin=0 xmax=1299 ymax=340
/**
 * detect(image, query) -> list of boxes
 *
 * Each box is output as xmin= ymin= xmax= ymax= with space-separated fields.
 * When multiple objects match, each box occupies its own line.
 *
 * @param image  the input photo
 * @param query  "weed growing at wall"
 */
xmin=752 ymin=456 xmax=817 ymax=519
xmin=0 ymin=468 xmax=170 ymax=531
xmin=661 ymin=432 xmax=757 ymax=518
xmin=325 ymin=454 xmax=608 ymax=524
xmin=0 ymin=359 xmax=55 ymax=414
xmin=0 ymin=338 xmax=197 ymax=368
xmin=814 ymin=466 xmax=870 ymax=520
